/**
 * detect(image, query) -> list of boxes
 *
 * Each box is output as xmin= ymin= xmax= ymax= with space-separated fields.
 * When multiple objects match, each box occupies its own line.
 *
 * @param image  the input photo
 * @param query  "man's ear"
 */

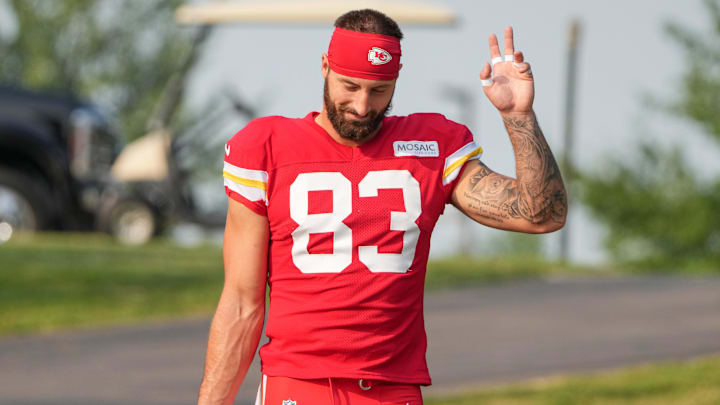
xmin=321 ymin=53 xmax=330 ymax=79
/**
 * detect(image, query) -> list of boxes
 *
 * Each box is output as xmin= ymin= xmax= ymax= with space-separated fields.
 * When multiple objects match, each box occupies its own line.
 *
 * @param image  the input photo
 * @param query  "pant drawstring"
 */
xmin=329 ymin=377 xmax=335 ymax=405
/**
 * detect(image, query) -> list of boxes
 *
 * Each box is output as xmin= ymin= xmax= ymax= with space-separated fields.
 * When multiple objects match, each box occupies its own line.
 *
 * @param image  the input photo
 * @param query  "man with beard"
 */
xmin=198 ymin=8 xmax=567 ymax=405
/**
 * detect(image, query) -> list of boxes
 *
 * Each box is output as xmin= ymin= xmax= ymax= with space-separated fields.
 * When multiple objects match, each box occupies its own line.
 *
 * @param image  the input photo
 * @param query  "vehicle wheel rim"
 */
xmin=0 ymin=185 xmax=37 ymax=242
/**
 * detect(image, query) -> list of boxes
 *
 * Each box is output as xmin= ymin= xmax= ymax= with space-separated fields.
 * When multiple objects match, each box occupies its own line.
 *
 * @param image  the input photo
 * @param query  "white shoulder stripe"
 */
xmin=222 ymin=162 xmax=268 ymax=204
xmin=224 ymin=178 xmax=268 ymax=204
xmin=443 ymin=141 xmax=483 ymax=185
xmin=223 ymin=162 xmax=268 ymax=183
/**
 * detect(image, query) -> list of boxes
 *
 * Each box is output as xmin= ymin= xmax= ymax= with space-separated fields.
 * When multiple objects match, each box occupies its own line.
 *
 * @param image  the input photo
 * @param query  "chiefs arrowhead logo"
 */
xmin=225 ymin=144 xmax=231 ymax=156
xmin=368 ymin=47 xmax=392 ymax=65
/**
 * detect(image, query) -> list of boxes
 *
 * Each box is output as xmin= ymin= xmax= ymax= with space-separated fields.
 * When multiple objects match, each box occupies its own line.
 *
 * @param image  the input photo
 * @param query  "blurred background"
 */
xmin=0 ymin=1 xmax=719 ymax=404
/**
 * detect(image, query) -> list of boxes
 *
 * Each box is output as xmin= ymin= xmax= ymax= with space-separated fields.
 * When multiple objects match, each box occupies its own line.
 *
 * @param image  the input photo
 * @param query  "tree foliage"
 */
xmin=579 ymin=145 xmax=720 ymax=270
xmin=0 ymin=0 xmax=195 ymax=140
xmin=577 ymin=0 xmax=720 ymax=271
xmin=665 ymin=0 xmax=720 ymax=144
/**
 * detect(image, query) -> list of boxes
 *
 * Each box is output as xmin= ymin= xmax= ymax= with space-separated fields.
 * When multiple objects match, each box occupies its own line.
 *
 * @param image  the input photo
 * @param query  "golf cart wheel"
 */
xmin=103 ymin=199 xmax=157 ymax=245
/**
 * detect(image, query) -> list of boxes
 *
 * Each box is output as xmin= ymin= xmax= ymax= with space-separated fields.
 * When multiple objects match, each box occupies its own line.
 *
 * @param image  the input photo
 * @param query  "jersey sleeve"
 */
xmin=222 ymin=120 xmax=272 ymax=216
xmin=440 ymin=119 xmax=483 ymax=203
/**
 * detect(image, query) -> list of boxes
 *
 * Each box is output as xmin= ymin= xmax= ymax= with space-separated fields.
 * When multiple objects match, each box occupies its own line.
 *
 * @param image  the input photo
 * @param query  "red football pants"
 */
xmin=255 ymin=375 xmax=423 ymax=405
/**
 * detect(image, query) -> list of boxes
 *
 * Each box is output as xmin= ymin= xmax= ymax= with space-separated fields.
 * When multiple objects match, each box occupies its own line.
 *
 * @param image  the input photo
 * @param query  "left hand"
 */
xmin=480 ymin=26 xmax=534 ymax=114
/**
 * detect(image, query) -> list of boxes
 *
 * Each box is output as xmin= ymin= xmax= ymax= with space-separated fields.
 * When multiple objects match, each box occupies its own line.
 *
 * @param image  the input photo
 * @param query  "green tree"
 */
xmin=577 ymin=0 xmax=720 ymax=271
xmin=0 ymin=0 xmax=196 ymax=140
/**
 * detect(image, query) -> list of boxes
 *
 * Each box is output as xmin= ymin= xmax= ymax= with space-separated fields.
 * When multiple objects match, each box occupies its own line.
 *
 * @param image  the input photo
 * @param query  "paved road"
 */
xmin=1 ymin=276 xmax=719 ymax=405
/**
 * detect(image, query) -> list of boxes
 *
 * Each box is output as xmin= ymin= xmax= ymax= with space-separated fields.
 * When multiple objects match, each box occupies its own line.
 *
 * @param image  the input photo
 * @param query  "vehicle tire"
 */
xmin=100 ymin=198 xmax=157 ymax=245
xmin=0 ymin=166 xmax=50 ymax=242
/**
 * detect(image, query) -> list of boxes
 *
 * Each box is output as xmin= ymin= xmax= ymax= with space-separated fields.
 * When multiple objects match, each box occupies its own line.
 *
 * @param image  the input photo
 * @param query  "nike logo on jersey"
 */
xmin=225 ymin=144 xmax=231 ymax=156
xmin=393 ymin=141 xmax=439 ymax=157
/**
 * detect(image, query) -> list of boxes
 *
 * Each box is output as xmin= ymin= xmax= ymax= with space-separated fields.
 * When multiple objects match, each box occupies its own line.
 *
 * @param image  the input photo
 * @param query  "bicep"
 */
xmin=451 ymin=160 xmax=548 ymax=233
xmin=222 ymin=198 xmax=269 ymax=305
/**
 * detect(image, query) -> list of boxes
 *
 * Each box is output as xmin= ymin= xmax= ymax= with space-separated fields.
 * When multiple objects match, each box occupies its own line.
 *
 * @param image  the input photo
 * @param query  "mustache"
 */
xmin=338 ymin=106 xmax=377 ymax=121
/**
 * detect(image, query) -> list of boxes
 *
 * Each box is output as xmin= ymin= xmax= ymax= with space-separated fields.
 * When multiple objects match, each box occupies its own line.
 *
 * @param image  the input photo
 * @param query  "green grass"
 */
xmin=0 ymin=232 xmax=602 ymax=335
xmin=425 ymin=255 xmax=603 ymax=288
xmin=0 ymin=233 xmax=225 ymax=335
xmin=426 ymin=355 xmax=720 ymax=405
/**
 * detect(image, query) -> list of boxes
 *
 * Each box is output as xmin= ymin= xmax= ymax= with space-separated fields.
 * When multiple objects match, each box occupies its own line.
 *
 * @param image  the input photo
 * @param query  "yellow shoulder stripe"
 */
xmin=223 ymin=171 xmax=267 ymax=191
xmin=442 ymin=147 xmax=483 ymax=179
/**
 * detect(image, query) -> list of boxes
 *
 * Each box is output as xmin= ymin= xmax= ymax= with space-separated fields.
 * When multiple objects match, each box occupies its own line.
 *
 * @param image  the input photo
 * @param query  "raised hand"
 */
xmin=479 ymin=26 xmax=534 ymax=114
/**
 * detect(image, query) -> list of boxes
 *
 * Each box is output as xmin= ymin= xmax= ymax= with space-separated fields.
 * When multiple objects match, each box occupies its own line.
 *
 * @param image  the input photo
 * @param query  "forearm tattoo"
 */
xmin=462 ymin=114 xmax=567 ymax=226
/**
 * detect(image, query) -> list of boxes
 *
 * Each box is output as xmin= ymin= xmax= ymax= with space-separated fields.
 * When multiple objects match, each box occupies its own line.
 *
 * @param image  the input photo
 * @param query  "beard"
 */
xmin=323 ymin=79 xmax=392 ymax=142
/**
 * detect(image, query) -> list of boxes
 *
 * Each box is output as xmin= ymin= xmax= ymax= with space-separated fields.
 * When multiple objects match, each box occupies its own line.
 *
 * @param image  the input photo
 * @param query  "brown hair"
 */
xmin=334 ymin=9 xmax=403 ymax=40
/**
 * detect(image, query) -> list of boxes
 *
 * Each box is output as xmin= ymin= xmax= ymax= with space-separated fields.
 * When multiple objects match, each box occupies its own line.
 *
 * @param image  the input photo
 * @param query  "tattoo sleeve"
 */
xmin=461 ymin=112 xmax=567 ymax=227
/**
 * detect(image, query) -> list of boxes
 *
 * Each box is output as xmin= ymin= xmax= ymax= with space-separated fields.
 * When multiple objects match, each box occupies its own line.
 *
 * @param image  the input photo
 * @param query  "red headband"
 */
xmin=327 ymin=27 xmax=402 ymax=81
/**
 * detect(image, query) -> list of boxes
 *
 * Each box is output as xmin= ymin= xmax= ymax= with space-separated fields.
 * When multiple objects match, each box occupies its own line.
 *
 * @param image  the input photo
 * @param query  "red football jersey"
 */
xmin=223 ymin=112 xmax=482 ymax=385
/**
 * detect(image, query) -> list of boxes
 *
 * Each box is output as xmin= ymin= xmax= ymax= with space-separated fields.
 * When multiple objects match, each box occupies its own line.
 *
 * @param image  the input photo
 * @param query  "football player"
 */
xmin=198 ymin=8 xmax=567 ymax=405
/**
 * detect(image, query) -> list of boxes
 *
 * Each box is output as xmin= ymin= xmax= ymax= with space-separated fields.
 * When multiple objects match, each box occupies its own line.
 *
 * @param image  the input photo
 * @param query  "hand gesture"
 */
xmin=480 ymin=26 xmax=534 ymax=114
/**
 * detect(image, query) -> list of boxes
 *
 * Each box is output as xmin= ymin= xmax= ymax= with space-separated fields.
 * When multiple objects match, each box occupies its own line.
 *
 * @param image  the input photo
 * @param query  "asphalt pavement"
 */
xmin=1 ymin=275 xmax=719 ymax=405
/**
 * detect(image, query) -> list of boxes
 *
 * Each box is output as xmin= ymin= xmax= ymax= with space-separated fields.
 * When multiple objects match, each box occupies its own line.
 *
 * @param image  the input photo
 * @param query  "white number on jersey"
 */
xmin=289 ymin=170 xmax=421 ymax=274
xmin=290 ymin=172 xmax=353 ymax=273
xmin=358 ymin=170 xmax=421 ymax=273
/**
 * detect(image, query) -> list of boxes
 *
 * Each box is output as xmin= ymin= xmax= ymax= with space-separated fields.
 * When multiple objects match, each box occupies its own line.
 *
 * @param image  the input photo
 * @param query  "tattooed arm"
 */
xmin=450 ymin=27 xmax=567 ymax=233
xmin=451 ymin=111 xmax=567 ymax=233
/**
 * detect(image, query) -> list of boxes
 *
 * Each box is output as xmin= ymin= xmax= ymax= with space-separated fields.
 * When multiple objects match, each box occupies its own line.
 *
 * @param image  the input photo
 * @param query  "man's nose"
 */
xmin=350 ymin=91 xmax=371 ymax=117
